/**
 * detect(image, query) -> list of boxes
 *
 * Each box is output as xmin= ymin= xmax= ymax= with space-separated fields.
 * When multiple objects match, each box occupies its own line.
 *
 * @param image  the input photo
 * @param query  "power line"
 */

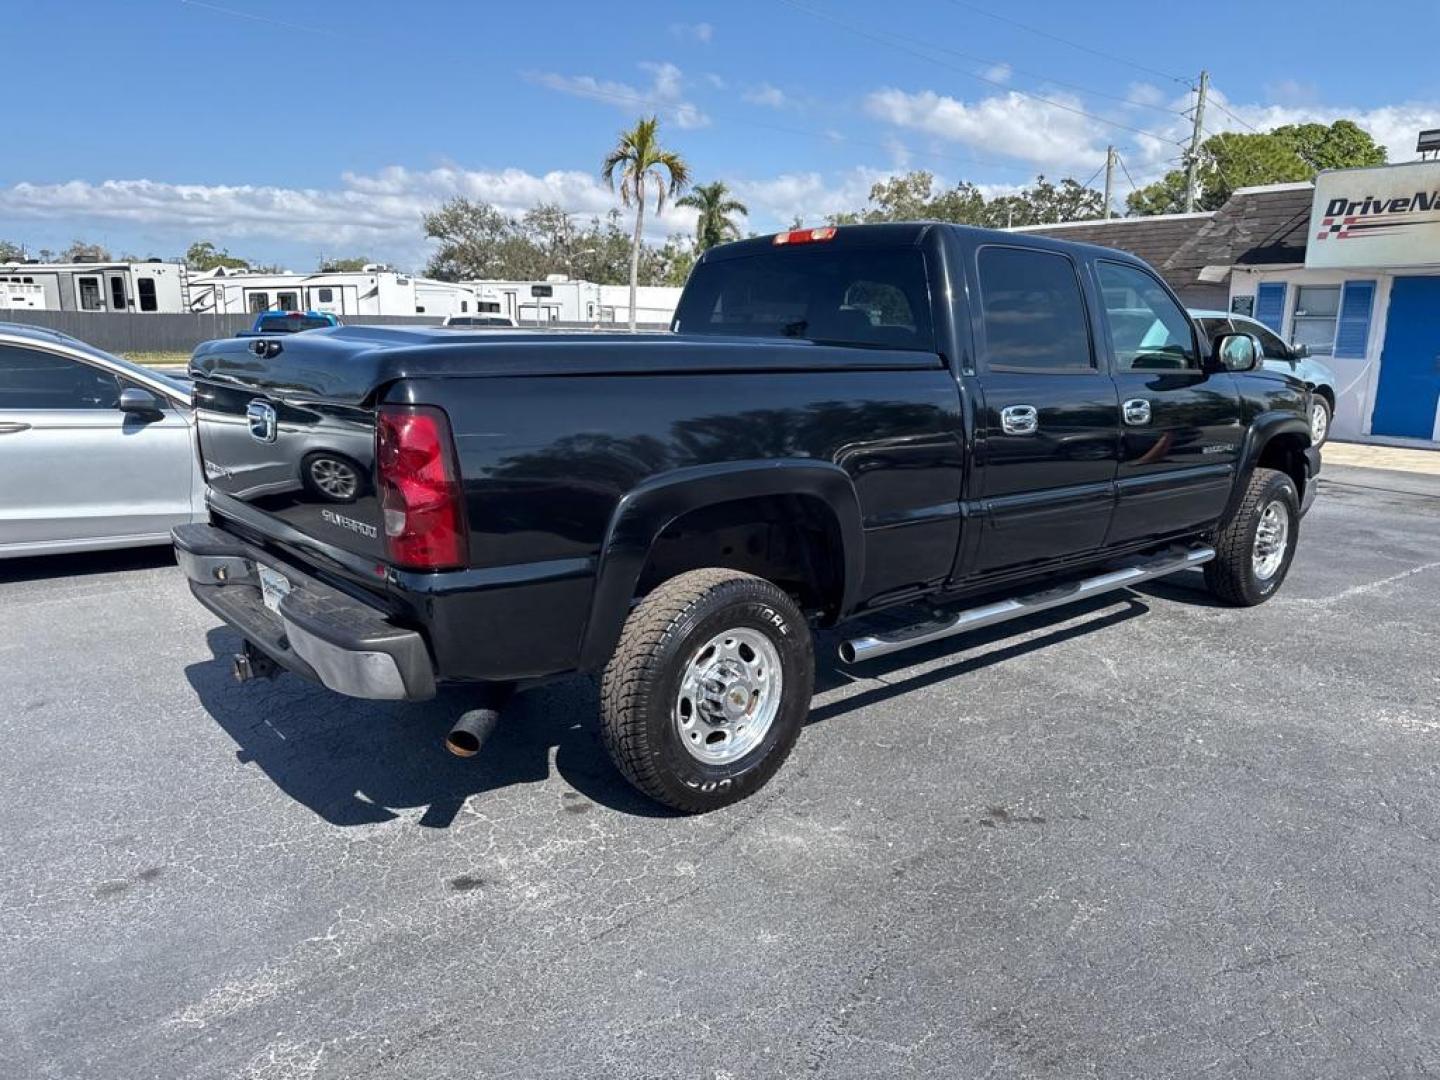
xmin=1115 ymin=152 xmax=1139 ymax=192
xmin=788 ymin=5 xmax=1186 ymax=118
xmin=944 ymin=0 xmax=1193 ymax=85
xmin=1205 ymin=94 xmax=1262 ymax=134
xmin=177 ymin=0 xmax=337 ymax=36
xmin=781 ymin=0 xmax=1187 ymax=148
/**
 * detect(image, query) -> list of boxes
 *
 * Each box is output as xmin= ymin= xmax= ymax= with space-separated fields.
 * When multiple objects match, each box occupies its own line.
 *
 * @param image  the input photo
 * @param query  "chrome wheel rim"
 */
xmin=674 ymin=627 xmax=783 ymax=765
xmin=1252 ymin=499 xmax=1290 ymax=581
xmin=310 ymin=458 xmax=358 ymax=499
xmin=1311 ymin=400 xmax=1329 ymax=444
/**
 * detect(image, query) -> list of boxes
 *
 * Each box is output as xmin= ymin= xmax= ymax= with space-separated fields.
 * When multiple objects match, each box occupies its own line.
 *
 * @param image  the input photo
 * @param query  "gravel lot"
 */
xmin=3 ymin=468 xmax=1439 ymax=1080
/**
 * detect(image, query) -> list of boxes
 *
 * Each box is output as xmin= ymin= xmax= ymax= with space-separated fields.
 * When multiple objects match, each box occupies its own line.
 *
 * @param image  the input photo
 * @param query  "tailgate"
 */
xmin=192 ymin=336 xmax=385 ymax=563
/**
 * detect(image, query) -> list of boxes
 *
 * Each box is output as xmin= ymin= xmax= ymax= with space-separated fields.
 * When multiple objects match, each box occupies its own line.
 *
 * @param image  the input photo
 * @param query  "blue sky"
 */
xmin=3 ymin=0 xmax=1437 ymax=270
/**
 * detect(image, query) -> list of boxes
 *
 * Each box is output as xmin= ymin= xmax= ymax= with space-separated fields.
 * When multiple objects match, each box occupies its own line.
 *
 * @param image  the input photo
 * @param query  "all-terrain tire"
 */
xmin=599 ymin=569 xmax=814 ymax=813
xmin=1203 ymin=467 xmax=1299 ymax=606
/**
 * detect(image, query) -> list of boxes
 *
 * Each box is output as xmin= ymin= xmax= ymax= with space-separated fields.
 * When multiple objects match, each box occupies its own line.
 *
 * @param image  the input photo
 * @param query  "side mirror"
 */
xmin=1215 ymin=332 xmax=1260 ymax=372
xmin=1291 ymin=342 xmax=1311 ymax=359
xmin=118 ymin=386 xmax=164 ymax=416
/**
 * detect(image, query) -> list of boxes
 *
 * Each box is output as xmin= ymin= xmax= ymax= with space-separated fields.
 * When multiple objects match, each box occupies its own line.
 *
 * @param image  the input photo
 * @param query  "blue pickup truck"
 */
xmin=237 ymin=310 xmax=341 ymax=336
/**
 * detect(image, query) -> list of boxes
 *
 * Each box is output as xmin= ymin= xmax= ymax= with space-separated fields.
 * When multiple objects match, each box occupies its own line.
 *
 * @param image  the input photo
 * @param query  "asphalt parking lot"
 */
xmin=3 ymin=467 xmax=1439 ymax=1080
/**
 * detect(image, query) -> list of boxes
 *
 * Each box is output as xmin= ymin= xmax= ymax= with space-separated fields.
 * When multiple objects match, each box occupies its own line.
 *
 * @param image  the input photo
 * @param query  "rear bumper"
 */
xmin=173 ymin=522 xmax=436 ymax=701
xmin=1302 ymin=445 xmax=1322 ymax=516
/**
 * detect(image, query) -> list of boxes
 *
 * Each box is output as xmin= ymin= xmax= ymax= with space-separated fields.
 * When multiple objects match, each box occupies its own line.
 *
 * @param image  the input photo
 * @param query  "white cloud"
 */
xmin=730 ymin=168 xmax=893 ymax=226
xmin=865 ymin=81 xmax=1440 ymax=189
xmin=1125 ymin=82 xmax=1167 ymax=108
xmin=0 ymin=166 xmax=709 ymax=267
xmin=981 ymin=63 xmax=1011 ymax=85
xmin=669 ymin=22 xmax=713 ymax=43
xmin=527 ymin=61 xmax=710 ymax=129
xmin=866 ymin=87 xmax=1109 ymax=169
xmin=742 ymin=83 xmax=788 ymax=109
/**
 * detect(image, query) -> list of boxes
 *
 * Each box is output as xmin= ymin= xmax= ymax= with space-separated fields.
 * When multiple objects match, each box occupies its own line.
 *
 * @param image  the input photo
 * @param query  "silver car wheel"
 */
xmin=309 ymin=457 xmax=359 ymax=500
xmin=1252 ymin=499 xmax=1290 ymax=581
xmin=1310 ymin=399 xmax=1330 ymax=445
xmin=674 ymin=626 xmax=783 ymax=765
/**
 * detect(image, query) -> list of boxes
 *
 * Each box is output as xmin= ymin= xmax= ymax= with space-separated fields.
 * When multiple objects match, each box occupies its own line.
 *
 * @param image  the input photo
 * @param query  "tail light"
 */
xmin=375 ymin=404 xmax=468 ymax=570
xmin=773 ymin=226 xmax=837 ymax=246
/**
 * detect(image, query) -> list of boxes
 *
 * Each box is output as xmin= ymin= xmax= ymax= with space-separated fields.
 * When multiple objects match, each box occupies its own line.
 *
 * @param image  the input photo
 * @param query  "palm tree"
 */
xmin=677 ymin=181 xmax=749 ymax=253
xmin=601 ymin=116 xmax=690 ymax=331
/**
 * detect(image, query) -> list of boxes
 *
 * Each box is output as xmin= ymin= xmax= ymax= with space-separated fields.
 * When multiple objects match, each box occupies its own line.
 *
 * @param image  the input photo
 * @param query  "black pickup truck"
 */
xmin=174 ymin=223 xmax=1318 ymax=812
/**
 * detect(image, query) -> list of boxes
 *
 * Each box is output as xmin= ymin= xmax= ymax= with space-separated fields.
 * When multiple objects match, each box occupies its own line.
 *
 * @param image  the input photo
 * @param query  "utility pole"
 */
xmin=1103 ymin=145 xmax=1116 ymax=219
xmin=1185 ymin=70 xmax=1209 ymax=213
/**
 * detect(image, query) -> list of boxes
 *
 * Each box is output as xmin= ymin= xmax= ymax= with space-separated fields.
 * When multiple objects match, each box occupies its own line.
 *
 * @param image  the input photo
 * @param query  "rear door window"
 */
xmin=975 ymin=246 xmax=1093 ymax=372
xmin=674 ymin=247 xmax=935 ymax=351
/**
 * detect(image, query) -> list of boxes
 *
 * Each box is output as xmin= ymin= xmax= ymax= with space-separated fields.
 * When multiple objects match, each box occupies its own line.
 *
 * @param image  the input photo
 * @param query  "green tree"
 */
xmin=186 ymin=240 xmax=252 ymax=272
xmin=676 ymin=180 xmax=748 ymax=251
xmin=423 ymin=198 xmax=529 ymax=280
xmin=650 ymin=234 xmax=698 ymax=287
xmin=830 ymin=170 xmax=1102 ymax=228
xmin=0 ymin=240 xmax=26 ymax=261
xmin=1127 ymin=119 xmax=1388 ymax=215
xmin=61 ymin=240 xmax=111 ymax=262
xmin=984 ymin=176 xmax=1105 ymax=228
xmin=319 ymin=256 xmax=372 ymax=272
xmin=601 ymin=116 xmax=691 ymax=330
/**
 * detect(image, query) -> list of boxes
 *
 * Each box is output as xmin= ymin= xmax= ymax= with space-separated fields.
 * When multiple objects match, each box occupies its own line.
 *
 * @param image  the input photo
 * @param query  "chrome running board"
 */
xmin=839 ymin=544 xmax=1215 ymax=664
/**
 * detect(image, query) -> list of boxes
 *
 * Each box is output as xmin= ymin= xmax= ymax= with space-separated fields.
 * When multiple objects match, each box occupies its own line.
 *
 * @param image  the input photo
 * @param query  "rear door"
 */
xmin=1095 ymin=261 xmax=1243 ymax=545
xmin=962 ymin=242 xmax=1121 ymax=575
xmin=0 ymin=344 xmax=195 ymax=548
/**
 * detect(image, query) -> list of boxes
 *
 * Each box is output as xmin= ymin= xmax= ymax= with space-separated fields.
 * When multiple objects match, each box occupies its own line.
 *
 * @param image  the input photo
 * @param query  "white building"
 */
xmin=1169 ymin=161 xmax=1440 ymax=447
xmin=463 ymin=275 xmax=682 ymax=326
xmin=188 ymin=265 xmax=481 ymax=318
xmin=0 ymin=260 xmax=190 ymax=313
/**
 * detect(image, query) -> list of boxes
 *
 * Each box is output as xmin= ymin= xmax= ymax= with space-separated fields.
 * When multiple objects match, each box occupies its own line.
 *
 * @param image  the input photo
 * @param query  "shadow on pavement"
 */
xmin=185 ymin=627 xmax=677 ymax=826
xmin=0 ymin=545 xmax=175 ymax=584
xmin=809 ymin=593 xmax=1150 ymax=724
xmin=186 ymin=592 xmax=1153 ymax=825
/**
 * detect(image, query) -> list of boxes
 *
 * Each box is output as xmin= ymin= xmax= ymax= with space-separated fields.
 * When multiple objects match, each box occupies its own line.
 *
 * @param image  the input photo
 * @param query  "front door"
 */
xmin=965 ymin=243 xmax=1120 ymax=575
xmin=0 ymin=344 xmax=195 ymax=549
xmin=1372 ymin=276 xmax=1440 ymax=440
xmin=1095 ymin=261 xmax=1243 ymax=545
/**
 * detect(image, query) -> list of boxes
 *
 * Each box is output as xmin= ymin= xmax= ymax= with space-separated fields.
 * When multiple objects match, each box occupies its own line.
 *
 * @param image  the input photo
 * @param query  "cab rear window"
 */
xmin=674 ymin=248 xmax=934 ymax=351
xmin=258 ymin=314 xmax=333 ymax=332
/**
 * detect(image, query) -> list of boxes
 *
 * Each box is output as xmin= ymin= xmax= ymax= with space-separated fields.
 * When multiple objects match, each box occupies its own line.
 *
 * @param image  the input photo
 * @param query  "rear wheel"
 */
xmin=302 ymin=452 xmax=363 ymax=502
xmin=600 ymin=569 xmax=814 ymax=813
xmin=1204 ymin=467 xmax=1299 ymax=606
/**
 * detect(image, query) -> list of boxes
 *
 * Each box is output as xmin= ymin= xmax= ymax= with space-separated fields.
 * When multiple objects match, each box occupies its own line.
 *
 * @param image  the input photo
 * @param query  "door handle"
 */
xmin=0 ymin=422 xmax=32 ymax=435
xmin=1000 ymin=404 xmax=1039 ymax=435
xmin=1123 ymin=398 xmax=1152 ymax=426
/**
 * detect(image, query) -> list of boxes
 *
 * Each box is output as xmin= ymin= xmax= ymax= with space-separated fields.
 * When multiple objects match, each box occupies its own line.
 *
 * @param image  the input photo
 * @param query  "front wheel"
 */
xmin=599 ymin=569 xmax=814 ymax=813
xmin=1203 ymin=467 xmax=1299 ymax=606
xmin=1310 ymin=395 xmax=1332 ymax=447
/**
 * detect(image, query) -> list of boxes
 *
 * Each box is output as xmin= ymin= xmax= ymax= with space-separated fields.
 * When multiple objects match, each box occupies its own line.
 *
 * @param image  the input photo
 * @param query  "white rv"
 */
xmin=0 ymin=282 xmax=45 ymax=310
xmin=187 ymin=265 xmax=481 ymax=318
xmin=0 ymin=261 xmax=189 ymax=313
xmin=462 ymin=276 xmax=681 ymax=326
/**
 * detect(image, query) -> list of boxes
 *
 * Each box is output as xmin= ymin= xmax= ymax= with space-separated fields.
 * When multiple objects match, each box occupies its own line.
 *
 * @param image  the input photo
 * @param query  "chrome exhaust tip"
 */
xmin=444 ymin=707 xmax=501 ymax=759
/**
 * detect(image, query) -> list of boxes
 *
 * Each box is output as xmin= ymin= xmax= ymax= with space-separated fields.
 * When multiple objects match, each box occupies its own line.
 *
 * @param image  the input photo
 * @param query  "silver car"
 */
xmin=1191 ymin=310 xmax=1339 ymax=446
xmin=0 ymin=322 xmax=205 ymax=558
